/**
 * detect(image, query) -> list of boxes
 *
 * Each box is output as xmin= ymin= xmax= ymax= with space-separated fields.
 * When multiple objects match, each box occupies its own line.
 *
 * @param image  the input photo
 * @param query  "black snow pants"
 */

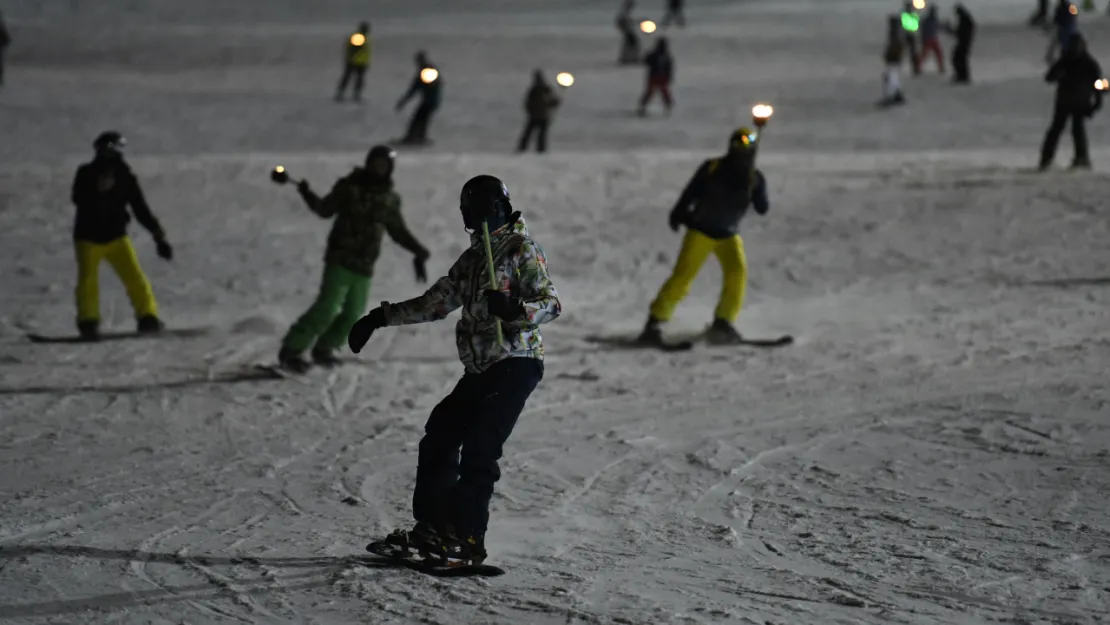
xmin=412 ymin=357 xmax=544 ymax=537
xmin=517 ymin=117 xmax=550 ymax=152
xmin=404 ymin=102 xmax=438 ymax=142
xmin=336 ymin=64 xmax=366 ymax=99
xmin=1040 ymin=100 xmax=1090 ymax=166
xmin=952 ymin=40 xmax=971 ymax=83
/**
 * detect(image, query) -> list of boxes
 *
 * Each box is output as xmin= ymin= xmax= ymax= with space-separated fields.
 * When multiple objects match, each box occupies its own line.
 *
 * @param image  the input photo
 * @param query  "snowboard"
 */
xmin=585 ymin=332 xmax=793 ymax=352
xmin=364 ymin=541 xmax=505 ymax=577
xmin=27 ymin=327 xmax=210 ymax=344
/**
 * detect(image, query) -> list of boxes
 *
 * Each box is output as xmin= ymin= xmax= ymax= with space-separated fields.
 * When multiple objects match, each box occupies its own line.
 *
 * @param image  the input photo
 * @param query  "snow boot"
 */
xmin=1069 ymin=157 xmax=1091 ymax=170
xmin=77 ymin=320 xmax=100 ymax=342
xmin=278 ymin=348 xmax=311 ymax=374
xmin=705 ymin=318 xmax=744 ymax=345
xmin=635 ymin=316 xmax=664 ymax=346
xmin=384 ymin=522 xmax=444 ymax=553
xmin=440 ymin=528 xmax=487 ymax=565
xmin=311 ymin=347 xmax=341 ymax=368
xmin=136 ymin=315 xmax=164 ymax=334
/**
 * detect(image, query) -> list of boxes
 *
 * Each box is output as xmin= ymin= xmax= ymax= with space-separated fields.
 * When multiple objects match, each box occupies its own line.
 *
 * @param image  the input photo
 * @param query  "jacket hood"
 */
xmin=469 ymin=212 xmax=529 ymax=246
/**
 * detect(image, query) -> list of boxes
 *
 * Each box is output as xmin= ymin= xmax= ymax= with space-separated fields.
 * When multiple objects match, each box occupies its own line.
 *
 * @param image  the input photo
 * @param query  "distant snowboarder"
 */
xmin=920 ymin=5 xmax=945 ymax=74
xmin=335 ymin=21 xmax=372 ymax=102
xmin=882 ymin=15 xmax=907 ymax=106
xmin=71 ymin=132 xmax=173 ymax=341
xmin=0 ymin=9 xmax=10 ymax=87
xmin=517 ymin=70 xmax=561 ymax=153
xmin=1039 ymin=33 xmax=1102 ymax=170
xmin=901 ymin=1 xmax=922 ymax=76
xmin=637 ymin=127 xmax=770 ymax=347
xmin=396 ymin=50 xmax=442 ymax=145
xmin=661 ymin=0 xmax=685 ymax=27
xmin=617 ymin=0 xmax=641 ymax=64
xmin=351 ymin=175 xmax=562 ymax=565
xmin=638 ymin=37 xmax=674 ymax=116
xmin=1045 ymin=0 xmax=1079 ymax=64
xmin=277 ymin=145 xmax=429 ymax=372
xmin=947 ymin=3 xmax=976 ymax=84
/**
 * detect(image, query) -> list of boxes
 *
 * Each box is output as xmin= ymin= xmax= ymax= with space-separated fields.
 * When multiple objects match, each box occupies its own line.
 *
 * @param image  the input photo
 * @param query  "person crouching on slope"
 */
xmin=71 ymin=131 xmax=173 ymax=341
xmin=349 ymin=175 xmax=562 ymax=564
xmin=638 ymin=127 xmax=770 ymax=346
xmin=278 ymin=145 xmax=429 ymax=372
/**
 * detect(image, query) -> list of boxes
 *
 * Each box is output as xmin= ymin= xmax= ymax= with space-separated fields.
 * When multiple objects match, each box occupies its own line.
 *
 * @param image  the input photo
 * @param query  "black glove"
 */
xmin=413 ymin=255 xmax=428 ymax=283
xmin=296 ymin=180 xmax=311 ymax=196
xmin=348 ymin=307 xmax=386 ymax=353
xmin=155 ymin=238 xmax=173 ymax=261
xmin=668 ymin=208 xmax=686 ymax=232
xmin=484 ymin=290 xmax=525 ymax=322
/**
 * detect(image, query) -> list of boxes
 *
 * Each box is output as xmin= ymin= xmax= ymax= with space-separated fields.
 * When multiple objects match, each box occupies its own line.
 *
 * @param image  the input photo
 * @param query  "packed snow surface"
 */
xmin=2 ymin=1 xmax=1109 ymax=623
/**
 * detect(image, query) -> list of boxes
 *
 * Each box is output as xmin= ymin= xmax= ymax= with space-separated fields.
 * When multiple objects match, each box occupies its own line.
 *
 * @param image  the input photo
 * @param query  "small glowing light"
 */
xmin=913 ymin=0 xmax=926 ymax=9
xmin=556 ymin=72 xmax=574 ymax=87
xmin=350 ymin=33 xmax=366 ymax=46
xmin=752 ymin=104 xmax=774 ymax=120
xmin=1096 ymin=78 xmax=1108 ymax=91
xmin=420 ymin=67 xmax=439 ymax=84
xmin=1069 ymin=3 xmax=1078 ymax=14
xmin=640 ymin=20 xmax=657 ymax=34
xmin=275 ymin=165 xmax=285 ymax=173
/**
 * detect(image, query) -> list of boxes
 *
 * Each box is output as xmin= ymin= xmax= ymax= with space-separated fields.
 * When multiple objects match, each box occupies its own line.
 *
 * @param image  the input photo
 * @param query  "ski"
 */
xmin=363 ymin=541 xmax=505 ymax=577
xmin=26 ymin=327 xmax=211 ymax=344
xmin=583 ymin=335 xmax=694 ymax=352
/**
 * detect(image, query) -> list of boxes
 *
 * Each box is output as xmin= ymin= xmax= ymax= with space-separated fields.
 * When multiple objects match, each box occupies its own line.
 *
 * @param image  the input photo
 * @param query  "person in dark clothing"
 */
xmin=617 ymin=0 xmax=641 ymax=64
xmin=947 ymin=3 xmax=976 ymax=84
xmin=1030 ymin=0 xmax=1051 ymax=27
xmin=1039 ymin=33 xmax=1103 ymax=170
xmin=335 ymin=21 xmax=372 ymax=102
xmin=901 ymin=1 xmax=922 ymax=76
xmin=517 ymin=70 xmax=561 ymax=153
xmin=882 ymin=15 xmax=907 ymax=106
xmin=638 ymin=37 xmax=674 ymax=116
xmin=396 ymin=50 xmax=442 ymax=145
xmin=1046 ymin=1 xmax=1079 ymax=64
xmin=920 ymin=6 xmax=945 ymax=74
xmin=0 ymin=10 xmax=10 ymax=87
xmin=71 ymin=132 xmax=173 ymax=340
xmin=662 ymin=0 xmax=685 ymax=27
xmin=637 ymin=127 xmax=770 ymax=347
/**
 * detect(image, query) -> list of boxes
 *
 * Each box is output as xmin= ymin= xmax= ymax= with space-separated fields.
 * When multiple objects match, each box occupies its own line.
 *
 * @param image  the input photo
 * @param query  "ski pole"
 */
xmin=481 ymin=221 xmax=504 ymax=348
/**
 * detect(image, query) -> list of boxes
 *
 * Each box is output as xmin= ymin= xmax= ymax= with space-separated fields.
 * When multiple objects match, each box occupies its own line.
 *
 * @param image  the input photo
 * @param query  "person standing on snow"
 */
xmin=352 ymin=175 xmax=562 ymax=565
xmin=71 ymin=132 xmax=173 ymax=341
xmin=517 ymin=70 xmax=561 ymax=153
xmin=881 ymin=15 xmax=907 ymax=106
xmin=278 ymin=145 xmax=430 ymax=372
xmin=637 ymin=127 xmax=770 ymax=347
xmin=947 ymin=3 xmax=976 ymax=84
xmin=662 ymin=0 xmax=685 ymax=27
xmin=0 ymin=9 xmax=10 ymax=87
xmin=638 ymin=37 xmax=674 ymax=116
xmin=335 ymin=21 xmax=372 ymax=102
xmin=901 ymin=1 xmax=923 ymax=76
xmin=1039 ymin=32 xmax=1103 ymax=170
xmin=396 ymin=50 xmax=442 ymax=145
xmin=1046 ymin=0 xmax=1079 ymax=64
xmin=617 ymin=0 xmax=641 ymax=64
xmin=920 ymin=5 xmax=945 ymax=74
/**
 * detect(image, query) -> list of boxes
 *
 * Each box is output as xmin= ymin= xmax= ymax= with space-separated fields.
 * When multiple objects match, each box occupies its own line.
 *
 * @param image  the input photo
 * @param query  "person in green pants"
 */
xmin=279 ymin=145 xmax=429 ymax=372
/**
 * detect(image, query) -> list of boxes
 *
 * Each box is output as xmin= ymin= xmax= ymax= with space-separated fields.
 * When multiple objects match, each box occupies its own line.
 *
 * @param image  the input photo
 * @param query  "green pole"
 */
xmin=481 ymin=221 xmax=504 ymax=347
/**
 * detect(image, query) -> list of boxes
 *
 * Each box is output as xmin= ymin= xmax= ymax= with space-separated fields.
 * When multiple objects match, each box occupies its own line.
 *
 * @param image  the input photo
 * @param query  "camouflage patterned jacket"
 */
xmin=381 ymin=215 xmax=562 ymax=374
xmin=301 ymin=168 xmax=427 ymax=276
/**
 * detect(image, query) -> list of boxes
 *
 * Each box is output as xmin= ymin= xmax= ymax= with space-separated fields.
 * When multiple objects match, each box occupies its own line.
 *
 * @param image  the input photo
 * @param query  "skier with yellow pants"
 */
xmin=637 ymin=127 xmax=770 ymax=346
xmin=71 ymin=131 xmax=173 ymax=341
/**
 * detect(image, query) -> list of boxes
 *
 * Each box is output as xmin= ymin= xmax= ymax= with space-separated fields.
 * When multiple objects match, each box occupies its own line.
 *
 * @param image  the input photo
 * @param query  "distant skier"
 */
xmin=881 ymin=15 xmax=907 ymax=106
xmin=638 ymin=37 xmax=674 ymax=116
xmin=1038 ymin=33 xmax=1103 ymax=170
xmin=901 ymin=1 xmax=922 ymax=76
xmin=637 ymin=127 xmax=770 ymax=347
xmin=947 ymin=3 xmax=976 ymax=84
xmin=661 ymin=0 xmax=685 ymax=27
xmin=0 ymin=9 xmax=9 ymax=87
xmin=396 ymin=50 xmax=442 ymax=145
xmin=71 ymin=132 xmax=173 ymax=341
xmin=352 ymin=175 xmax=562 ymax=565
xmin=1030 ymin=0 xmax=1051 ymax=27
xmin=920 ymin=5 xmax=945 ymax=74
xmin=335 ymin=21 xmax=372 ymax=102
xmin=516 ymin=70 xmax=561 ymax=153
xmin=617 ymin=0 xmax=641 ymax=64
xmin=278 ymin=145 xmax=429 ymax=372
xmin=1046 ymin=0 xmax=1079 ymax=64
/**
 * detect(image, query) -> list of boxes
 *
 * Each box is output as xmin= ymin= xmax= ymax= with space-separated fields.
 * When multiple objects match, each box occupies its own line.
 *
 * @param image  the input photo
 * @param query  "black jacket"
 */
xmin=71 ymin=157 xmax=164 ymax=243
xmin=673 ymin=157 xmax=769 ymax=239
xmin=1047 ymin=50 xmax=1103 ymax=110
xmin=645 ymin=48 xmax=674 ymax=81
xmin=951 ymin=7 xmax=975 ymax=46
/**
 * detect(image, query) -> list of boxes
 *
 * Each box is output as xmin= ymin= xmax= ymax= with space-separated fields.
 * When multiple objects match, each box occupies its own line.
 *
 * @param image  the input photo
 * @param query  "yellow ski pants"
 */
xmin=75 ymin=237 xmax=158 ymax=321
xmin=649 ymin=230 xmax=747 ymax=323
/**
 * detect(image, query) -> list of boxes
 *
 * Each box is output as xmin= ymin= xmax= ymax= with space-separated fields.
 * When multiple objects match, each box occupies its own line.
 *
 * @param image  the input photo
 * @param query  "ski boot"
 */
xmin=311 ymin=347 xmax=341 ymax=368
xmin=1069 ymin=157 xmax=1092 ymax=170
xmin=278 ymin=348 xmax=311 ymax=374
xmin=367 ymin=521 xmax=444 ymax=560
xmin=440 ymin=528 xmax=487 ymax=565
xmin=705 ymin=318 xmax=744 ymax=345
xmin=137 ymin=315 xmax=164 ymax=334
xmin=634 ymin=316 xmax=664 ymax=346
xmin=77 ymin=320 xmax=100 ymax=342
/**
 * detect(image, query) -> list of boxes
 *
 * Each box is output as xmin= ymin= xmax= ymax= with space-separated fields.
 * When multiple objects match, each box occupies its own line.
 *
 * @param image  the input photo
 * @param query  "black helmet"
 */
xmin=460 ymin=175 xmax=512 ymax=230
xmin=93 ymin=131 xmax=126 ymax=153
xmin=728 ymin=126 xmax=758 ymax=153
xmin=365 ymin=144 xmax=396 ymax=179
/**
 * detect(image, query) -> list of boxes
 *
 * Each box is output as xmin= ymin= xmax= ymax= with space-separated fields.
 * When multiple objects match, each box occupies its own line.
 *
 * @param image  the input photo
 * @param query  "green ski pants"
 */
xmin=282 ymin=264 xmax=371 ymax=353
